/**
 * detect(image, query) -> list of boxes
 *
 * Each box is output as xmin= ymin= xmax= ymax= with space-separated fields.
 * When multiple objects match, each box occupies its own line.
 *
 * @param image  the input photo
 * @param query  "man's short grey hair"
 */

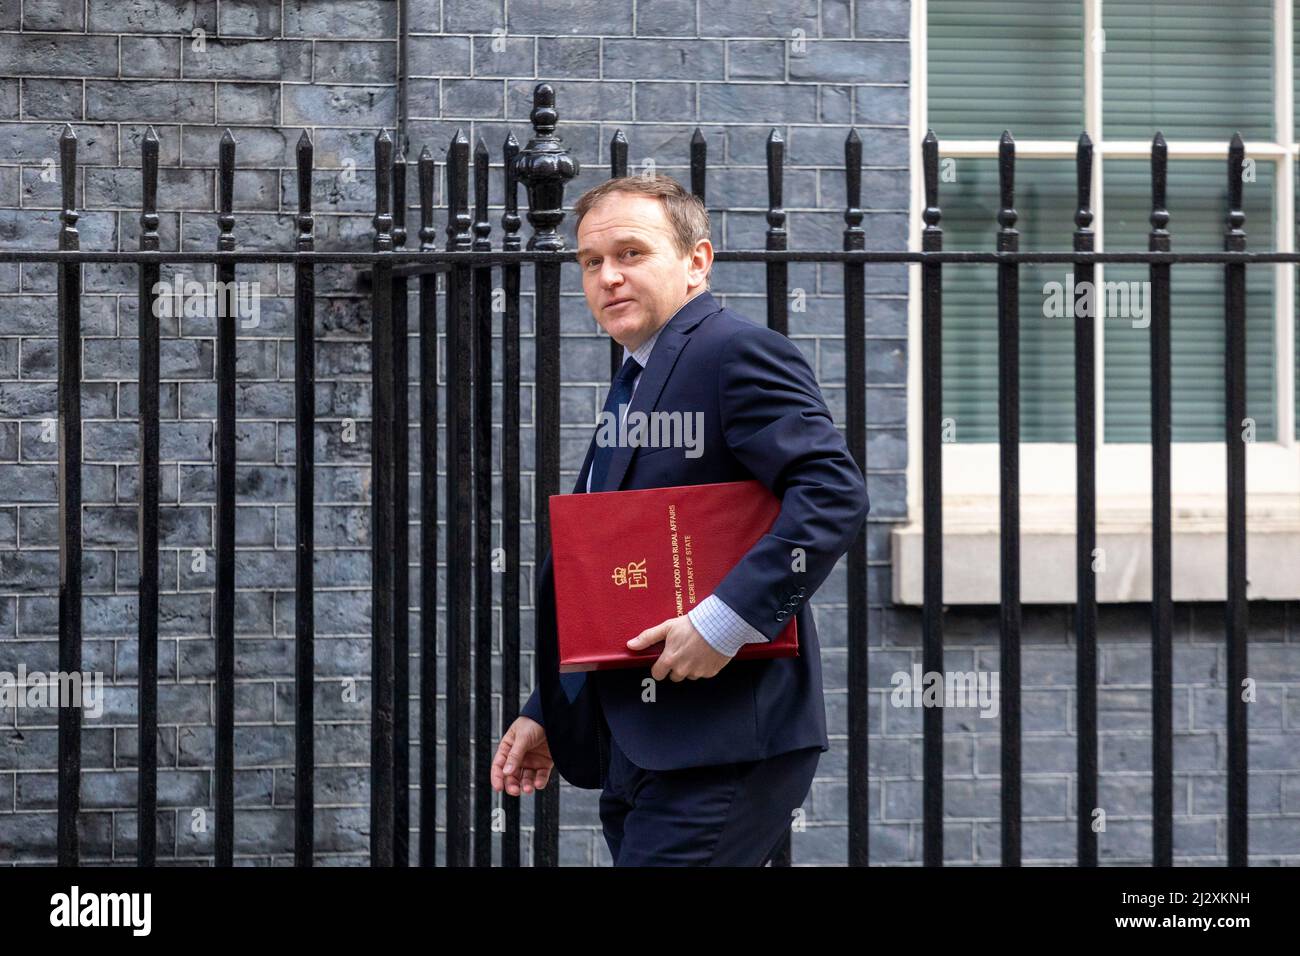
xmin=573 ymin=176 xmax=712 ymax=287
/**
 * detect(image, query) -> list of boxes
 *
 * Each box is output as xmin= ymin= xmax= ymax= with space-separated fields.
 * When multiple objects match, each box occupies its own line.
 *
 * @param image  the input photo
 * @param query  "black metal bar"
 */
xmin=843 ymin=127 xmax=869 ymax=869
xmin=445 ymin=127 xmax=473 ymax=868
xmin=515 ymin=83 xmax=578 ymax=867
xmin=1223 ymin=132 xmax=1249 ymax=867
xmin=996 ymin=130 xmax=1021 ymax=867
xmin=214 ymin=128 xmax=237 ymax=867
xmin=610 ymin=129 xmax=628 ymax=179
xmin=417 ymin=145 xmax=440 ymax=867
xmin=370 ymin=129 xmax=396 ymax=868
xmin=690 ymin=126 xmax=707 ymax=204
xmin=920 ymin=130 xmax=945 ymax=868
xmin=1073 ymin=132 xmax=1099 ymax=868
xmin=293 ymin=130 xmax=316 ymax=868
xmin=56 ymin=124 xmax=82 ymax=868
xmin=765 ymin=129 xmax=789 ymax=338
xmin=392 ymin=148 xmax=412 ymax=868
xmin=609 ymin=129 xmax=628 ymax=380
xmin=397 ymin=0 xmax=408 ymax=157
xmin=472 ymin=136 xmax=494 ymax=868
xmin=501 ymin=131 xmax=523 ymax=868
xmin=532 ymin=262 xmax=561 ymax=866
xmin=1148 ymin=132 xmax=1174 ymax=868
xmin=765 ymin=125 xmax=792 ymax=866
xmin=136 ymin=125 xmax=161 ymax=868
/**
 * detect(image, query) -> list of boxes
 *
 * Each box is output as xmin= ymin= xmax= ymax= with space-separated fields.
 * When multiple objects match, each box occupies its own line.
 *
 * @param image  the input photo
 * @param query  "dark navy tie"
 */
xmin=588 ymin=355 xmax=642 ymax=494
xmin=559 ymin=355 xmax=642 ymax=705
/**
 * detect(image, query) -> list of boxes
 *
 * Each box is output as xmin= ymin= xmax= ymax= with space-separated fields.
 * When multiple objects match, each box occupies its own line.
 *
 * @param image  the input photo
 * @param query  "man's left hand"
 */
xmin=627 ymin=615 xmax=732 ymax=682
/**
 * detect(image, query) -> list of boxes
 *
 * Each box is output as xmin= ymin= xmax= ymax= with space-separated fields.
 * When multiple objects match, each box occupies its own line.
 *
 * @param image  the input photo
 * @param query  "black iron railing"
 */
xmin=1 ymin=81 xmax=1258 ymax=867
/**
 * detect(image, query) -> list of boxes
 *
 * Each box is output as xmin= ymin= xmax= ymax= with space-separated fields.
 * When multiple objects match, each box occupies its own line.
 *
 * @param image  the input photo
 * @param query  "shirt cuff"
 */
xmin=687 ymin=593 xmax=769 ymax=658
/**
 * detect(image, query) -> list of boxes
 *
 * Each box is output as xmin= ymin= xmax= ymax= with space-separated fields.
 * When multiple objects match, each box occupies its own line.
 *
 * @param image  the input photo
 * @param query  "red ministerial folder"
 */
xmin=548 ymin=479 xmax=799 ymax=673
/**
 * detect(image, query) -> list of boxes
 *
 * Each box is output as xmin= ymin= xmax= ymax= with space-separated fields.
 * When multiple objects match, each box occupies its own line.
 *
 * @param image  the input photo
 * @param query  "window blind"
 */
xmin=928 ymin=0 xmax=1280 ymax=443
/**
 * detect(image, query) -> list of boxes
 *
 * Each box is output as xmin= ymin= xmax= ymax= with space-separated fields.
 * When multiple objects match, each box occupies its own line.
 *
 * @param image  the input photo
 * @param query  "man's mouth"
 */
xmin=605 ymin=298 xmax=635 ymax=310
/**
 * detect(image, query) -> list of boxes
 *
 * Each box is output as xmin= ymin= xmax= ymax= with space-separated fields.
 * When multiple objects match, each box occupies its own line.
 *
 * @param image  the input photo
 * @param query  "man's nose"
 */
xmin=599 ymin=262 xmax=623 ymax=288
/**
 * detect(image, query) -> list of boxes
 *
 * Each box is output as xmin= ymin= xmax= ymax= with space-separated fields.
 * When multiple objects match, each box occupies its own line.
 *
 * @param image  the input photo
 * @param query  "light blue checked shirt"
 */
xmin=588 ymin=320 xmax=770 ymax=658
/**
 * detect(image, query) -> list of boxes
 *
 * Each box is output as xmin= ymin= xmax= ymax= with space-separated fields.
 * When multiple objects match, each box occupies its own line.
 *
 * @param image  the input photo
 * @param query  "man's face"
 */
xmin=576 ymin=192 xmax=712 ymax=351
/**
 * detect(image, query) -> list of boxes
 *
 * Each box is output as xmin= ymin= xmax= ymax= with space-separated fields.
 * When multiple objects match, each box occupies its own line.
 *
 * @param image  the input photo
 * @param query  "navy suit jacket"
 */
xmin=521 ymin=289 xmax=869 ymax=789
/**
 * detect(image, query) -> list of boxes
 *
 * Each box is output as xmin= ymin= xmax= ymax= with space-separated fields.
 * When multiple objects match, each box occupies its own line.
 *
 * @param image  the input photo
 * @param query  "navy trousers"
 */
xmin=597 ymin=709 xmax=820 ymax=866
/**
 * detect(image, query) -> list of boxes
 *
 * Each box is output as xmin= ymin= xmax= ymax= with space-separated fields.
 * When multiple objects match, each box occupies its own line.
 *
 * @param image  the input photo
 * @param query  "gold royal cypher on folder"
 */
xmin=611 ymin=559 xmax=649 ymax=589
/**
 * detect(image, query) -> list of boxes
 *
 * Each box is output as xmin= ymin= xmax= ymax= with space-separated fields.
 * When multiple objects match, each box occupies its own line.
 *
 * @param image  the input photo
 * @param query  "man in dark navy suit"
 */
xmin=489 ymin=176 xmax=868 ymax=866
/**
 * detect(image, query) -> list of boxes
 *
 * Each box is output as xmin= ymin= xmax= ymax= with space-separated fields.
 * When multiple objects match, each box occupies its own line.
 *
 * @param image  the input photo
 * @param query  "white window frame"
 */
xmin=893 ymin=0 xmax=1300 ymax=604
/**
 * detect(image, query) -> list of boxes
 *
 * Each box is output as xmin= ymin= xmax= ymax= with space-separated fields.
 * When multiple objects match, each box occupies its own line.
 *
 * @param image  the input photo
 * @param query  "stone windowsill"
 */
xmin=890 ymin=495 xmax=1300 ymax=604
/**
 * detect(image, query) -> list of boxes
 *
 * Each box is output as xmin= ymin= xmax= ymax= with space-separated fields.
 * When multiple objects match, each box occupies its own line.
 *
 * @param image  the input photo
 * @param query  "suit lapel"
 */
xmin=600 ymin=327 xmax=691 ymax=494
xmin=570 ymin=290 xmax=723 ymax=497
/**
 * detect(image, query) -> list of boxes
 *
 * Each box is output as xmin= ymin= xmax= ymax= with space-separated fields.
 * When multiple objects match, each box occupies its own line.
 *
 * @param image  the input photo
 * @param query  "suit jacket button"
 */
xmin=775 ymin=610 xmax=788 ymax=621
xmin=796 ymin=586 xmax=806 ymax=597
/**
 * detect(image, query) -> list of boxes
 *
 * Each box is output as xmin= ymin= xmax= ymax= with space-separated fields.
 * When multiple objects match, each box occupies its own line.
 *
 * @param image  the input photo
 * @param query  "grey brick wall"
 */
xmin=1 ymin=0 xmax=1295 ymax=867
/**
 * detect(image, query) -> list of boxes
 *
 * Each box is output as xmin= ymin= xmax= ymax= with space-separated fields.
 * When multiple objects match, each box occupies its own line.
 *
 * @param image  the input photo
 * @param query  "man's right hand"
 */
xmin=490 ymin=716 xmax=554 ymax=796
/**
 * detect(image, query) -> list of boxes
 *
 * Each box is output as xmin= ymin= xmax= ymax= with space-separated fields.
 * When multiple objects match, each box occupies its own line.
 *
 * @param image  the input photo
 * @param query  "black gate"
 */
xmin=4 ymin=82 xmax=1256 ymax=866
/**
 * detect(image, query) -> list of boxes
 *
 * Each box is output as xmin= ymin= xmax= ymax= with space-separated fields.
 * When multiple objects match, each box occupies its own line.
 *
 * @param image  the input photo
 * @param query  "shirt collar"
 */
xmin=623 ymin=323 xmax=663 ymax=371
xmin=621 ymin=291 xmax=706 ymax=369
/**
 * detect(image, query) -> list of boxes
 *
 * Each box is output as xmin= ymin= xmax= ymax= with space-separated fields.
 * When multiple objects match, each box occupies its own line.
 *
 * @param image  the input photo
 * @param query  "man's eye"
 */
xmin=623 ymin=249 xmax=639 ymax=258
